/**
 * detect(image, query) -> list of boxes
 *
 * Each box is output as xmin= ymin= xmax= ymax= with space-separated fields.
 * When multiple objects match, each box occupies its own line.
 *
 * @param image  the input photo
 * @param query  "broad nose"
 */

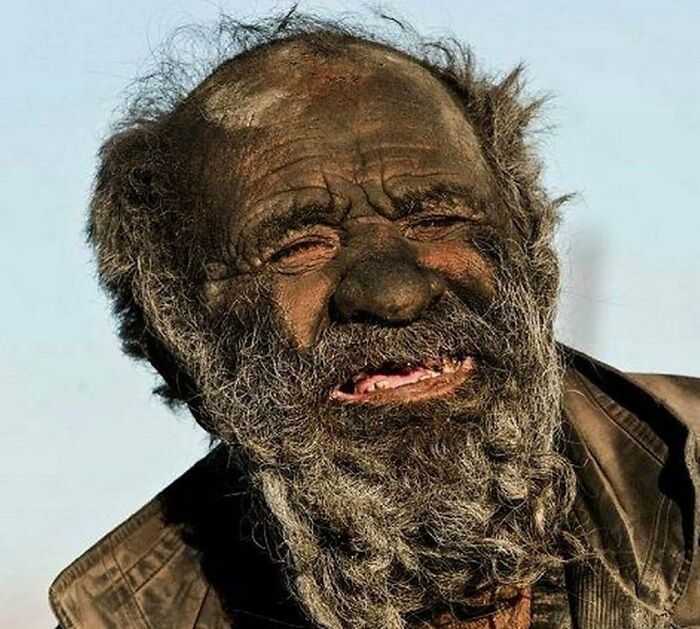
xmin=332 ymin=257 xmax=446 ymax=324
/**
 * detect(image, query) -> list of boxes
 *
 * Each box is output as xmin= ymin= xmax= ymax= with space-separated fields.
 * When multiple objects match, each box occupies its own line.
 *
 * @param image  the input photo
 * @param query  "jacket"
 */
xmin=49 ymin=348 xmax=700 ymax=628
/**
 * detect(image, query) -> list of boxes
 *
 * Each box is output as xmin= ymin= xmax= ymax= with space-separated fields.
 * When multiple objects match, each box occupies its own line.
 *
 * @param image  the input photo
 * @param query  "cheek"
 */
xmin=272 ymin=271 xmax=337 ymax=349
xmin=416 ymin=242 xmax=496 ymax=304
xmin=203 ymin=272 xmax=336 ymax=350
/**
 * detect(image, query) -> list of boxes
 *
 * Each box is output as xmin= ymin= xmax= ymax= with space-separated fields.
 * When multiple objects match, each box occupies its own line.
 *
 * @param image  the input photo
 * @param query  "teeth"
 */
xmin=346 ymin=357 xmax=473 ymax=396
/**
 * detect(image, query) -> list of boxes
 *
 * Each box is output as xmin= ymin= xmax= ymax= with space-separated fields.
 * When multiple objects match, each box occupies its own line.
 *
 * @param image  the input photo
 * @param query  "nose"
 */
xmin=332 ymin=257 xmax=446 ymax=324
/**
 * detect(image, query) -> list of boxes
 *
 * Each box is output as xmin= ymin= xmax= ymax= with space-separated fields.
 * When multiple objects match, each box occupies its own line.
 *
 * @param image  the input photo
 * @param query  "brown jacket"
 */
xmin=49 ymin=349 xmax=700 ymax=628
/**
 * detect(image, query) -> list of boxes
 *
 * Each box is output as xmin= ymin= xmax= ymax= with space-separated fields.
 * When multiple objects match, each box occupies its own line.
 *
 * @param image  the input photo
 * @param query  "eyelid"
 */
xmin=261 ymin=225 xmax=341 ymax=263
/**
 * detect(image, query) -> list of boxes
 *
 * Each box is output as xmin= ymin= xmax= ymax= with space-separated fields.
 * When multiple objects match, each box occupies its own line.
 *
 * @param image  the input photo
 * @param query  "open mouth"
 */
xmin=330 ymin=356 xmax=475 ymax=404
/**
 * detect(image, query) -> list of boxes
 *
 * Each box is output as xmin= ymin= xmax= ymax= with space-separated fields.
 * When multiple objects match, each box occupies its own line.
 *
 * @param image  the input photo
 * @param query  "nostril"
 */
xmin=331 ymin=260 xmax=446 ymax=325
xmin=426 ymin=290 xmax=442 ymax=311
xmin=328 ymin=296 xmax=345 ymax=323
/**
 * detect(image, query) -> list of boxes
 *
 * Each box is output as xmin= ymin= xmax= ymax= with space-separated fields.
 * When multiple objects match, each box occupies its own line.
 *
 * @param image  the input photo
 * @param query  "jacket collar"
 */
xmin=49 ymin=348 xmax=699 ymax=628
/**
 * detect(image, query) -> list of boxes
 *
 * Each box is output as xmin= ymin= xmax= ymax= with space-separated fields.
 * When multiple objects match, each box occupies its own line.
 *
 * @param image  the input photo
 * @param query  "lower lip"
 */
xmin=330 ymin=358 xmax=475 ymax=404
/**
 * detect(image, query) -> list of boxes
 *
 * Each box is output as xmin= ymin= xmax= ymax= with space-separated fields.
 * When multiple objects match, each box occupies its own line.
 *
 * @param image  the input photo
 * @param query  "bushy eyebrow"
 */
xmin=389 ymin=183 xmax=487 ymax=219
xmin=249 ymin=182 xmax=486 ymax=248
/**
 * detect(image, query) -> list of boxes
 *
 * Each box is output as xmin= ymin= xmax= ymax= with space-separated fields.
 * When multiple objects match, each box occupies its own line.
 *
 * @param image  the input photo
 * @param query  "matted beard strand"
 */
xmin=136 ymin=247 xmax=577 ymax=629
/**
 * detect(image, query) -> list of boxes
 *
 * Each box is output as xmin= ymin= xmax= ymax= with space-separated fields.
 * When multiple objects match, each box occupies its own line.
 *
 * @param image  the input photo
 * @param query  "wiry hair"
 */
xmin=88 ymin=7 xmax=564 ymax=403
xmin=87 ymin=9 xmax=579 ymax=628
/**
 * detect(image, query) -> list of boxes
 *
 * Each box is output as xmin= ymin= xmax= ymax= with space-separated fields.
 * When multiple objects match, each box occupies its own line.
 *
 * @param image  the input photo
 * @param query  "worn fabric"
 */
xmin=49 ymin=348 xmax=700 ymax=628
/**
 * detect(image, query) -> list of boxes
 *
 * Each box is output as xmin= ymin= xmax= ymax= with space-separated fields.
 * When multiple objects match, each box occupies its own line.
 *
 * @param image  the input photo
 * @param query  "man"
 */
xmin=49 ymin=13 xmax=699 ymax=629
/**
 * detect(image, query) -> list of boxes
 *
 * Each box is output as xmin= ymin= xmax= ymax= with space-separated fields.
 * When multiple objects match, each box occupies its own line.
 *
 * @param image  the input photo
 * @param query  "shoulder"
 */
xmin=48 ymin=450 xmax=231 ymax=629
xmin=561 ymin=346 xmax=700 ymax=627
xmin=627 ymin=372 xmax=700 ymax=435
xmin=49 ymin=447 xmax=304 ymax=628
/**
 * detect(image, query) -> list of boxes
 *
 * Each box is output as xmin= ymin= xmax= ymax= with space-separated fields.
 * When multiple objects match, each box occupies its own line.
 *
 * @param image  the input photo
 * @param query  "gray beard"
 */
xmin=174 ymin=255 xmax=577 ymax=629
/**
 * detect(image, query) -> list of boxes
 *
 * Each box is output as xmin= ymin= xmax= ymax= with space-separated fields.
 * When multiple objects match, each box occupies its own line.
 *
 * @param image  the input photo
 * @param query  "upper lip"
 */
xmin=330 ymin=356 xmax=475 ymax=404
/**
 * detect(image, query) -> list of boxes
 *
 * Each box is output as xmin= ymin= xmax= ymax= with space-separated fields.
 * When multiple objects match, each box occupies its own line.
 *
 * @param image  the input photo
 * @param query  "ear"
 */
xmin=89 ymin=126 xmax=195 ymax=391
xmin=483 ymin=67 xmax=554 ymax=245
xmin=89 ymin=126 xmax=175 ymax=284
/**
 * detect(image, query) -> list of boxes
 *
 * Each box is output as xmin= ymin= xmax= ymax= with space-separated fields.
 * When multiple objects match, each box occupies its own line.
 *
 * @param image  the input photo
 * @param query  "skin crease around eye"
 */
xmin=261 ymin=205 xmax=484 ymax=273
xmin=263 ymin=227 xmax=342 ymax=274
xmin=400 ymin=204 xmax=487 ymax=242
xmin=260 ymin=218 xmax=498 ymax=349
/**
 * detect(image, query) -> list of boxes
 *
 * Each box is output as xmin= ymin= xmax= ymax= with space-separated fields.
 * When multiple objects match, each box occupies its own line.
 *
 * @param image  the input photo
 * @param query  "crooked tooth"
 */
xmin=375 ymin=380 xmax=391 ymax=390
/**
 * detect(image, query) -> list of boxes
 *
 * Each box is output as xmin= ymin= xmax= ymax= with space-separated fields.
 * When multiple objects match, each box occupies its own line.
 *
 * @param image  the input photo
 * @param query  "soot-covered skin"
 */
xmin=175 ymin=39 xmax=511 ymax=351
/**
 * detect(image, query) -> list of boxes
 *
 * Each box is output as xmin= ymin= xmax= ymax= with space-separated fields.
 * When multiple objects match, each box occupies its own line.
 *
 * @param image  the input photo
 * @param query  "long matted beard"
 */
xmin=167 ymin=253 xmax=577 ymax=629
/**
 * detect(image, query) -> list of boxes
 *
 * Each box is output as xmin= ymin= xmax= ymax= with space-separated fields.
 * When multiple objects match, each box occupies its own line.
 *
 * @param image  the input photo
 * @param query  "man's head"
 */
xmin=90 ymin=13 xmax=576 ymax=628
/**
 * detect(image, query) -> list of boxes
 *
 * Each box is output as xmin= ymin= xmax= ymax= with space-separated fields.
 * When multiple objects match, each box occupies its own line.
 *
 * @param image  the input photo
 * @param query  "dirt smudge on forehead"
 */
xmin=204 ymin=83 xmax=290 ymax=129
xmin=201 ymin=39 xmax=485 ymax=176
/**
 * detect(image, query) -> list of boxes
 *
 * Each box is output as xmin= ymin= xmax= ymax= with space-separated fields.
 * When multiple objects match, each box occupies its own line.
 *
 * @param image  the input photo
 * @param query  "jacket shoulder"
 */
xmin=48 ymin=451 xmax=229 ymax=629
xmin=627 ymin=372 xmax=700 ymax=434
xmin=49 ymin=446 xmax=304 ymax=628
xmin=562 ymin=347 xmax=700 ymax=627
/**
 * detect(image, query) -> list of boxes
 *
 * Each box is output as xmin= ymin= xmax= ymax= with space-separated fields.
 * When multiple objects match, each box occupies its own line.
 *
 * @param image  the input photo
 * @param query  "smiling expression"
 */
xmin=88 ymin=29 xmax=574 ymax=627
xmin=171 ymin=39 xmax=514 ymax=404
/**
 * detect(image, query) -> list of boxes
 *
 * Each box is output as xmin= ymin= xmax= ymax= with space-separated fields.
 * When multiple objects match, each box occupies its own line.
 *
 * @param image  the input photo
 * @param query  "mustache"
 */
xmin=231 ymin=290 xmax=511 ymax=402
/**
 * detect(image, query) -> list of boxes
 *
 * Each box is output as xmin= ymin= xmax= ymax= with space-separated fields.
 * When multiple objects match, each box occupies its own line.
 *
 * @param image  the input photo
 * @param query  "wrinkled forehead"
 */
xmin=196 ymin=39 xmax=484 ymax=160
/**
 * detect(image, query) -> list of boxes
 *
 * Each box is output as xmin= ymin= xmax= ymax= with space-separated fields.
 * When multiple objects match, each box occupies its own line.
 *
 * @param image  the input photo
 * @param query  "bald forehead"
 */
xmin=202 ymin=40 xmax=463 ymax=128
xmin=198 ymin=39 xmax=484 ymax=170
xmin=170 ymin=36 xmax=499 ymax=249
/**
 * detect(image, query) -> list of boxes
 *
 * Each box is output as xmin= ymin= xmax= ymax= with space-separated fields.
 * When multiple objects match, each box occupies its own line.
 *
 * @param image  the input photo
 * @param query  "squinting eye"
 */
xmin=271 ymin=238 xmax=332 ymax=261
xmin=268 ymin=235 xmax=339 ymax=272
xmin=403 ymin=215 xmax=468 ymax=241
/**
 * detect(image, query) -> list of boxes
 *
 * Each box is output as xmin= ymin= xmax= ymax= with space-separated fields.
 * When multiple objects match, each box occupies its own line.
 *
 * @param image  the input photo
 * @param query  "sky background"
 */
xmin=1 ymin=1 xmax=698 ymax=626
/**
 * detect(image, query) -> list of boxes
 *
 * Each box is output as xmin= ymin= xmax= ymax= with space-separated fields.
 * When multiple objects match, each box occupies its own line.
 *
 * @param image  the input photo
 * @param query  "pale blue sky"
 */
xmin=1 ymin=1 xmax=698 ymax=626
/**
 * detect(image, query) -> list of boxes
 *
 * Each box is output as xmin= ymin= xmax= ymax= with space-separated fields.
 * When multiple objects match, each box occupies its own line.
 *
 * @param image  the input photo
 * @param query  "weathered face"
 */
xmin=152 ymin=39 xmax=573 ymax=629
xmin=182 ymin=41 xmax=516 ymax=406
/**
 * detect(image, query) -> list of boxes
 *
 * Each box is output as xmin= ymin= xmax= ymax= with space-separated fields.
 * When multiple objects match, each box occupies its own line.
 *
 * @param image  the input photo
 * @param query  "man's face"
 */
xmin=163 ymin=40 xmax=573 ymax=628
xmin=193 ymin=43 xmax=511 ymax=392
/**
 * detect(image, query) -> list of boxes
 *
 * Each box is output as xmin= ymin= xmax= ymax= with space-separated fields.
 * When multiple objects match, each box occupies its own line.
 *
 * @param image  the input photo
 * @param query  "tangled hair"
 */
xmin=88 ymin=7 xmax=565 ymax=407
xmin=87 ymin=9 xmax=581 ymax=627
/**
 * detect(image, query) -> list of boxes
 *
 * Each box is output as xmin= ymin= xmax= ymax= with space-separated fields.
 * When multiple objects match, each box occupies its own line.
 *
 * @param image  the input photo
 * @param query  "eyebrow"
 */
xmin=247 ymin=182 xmax=487 ymax=248
xmin=388 ymin=183 xmax=487 ymax=219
